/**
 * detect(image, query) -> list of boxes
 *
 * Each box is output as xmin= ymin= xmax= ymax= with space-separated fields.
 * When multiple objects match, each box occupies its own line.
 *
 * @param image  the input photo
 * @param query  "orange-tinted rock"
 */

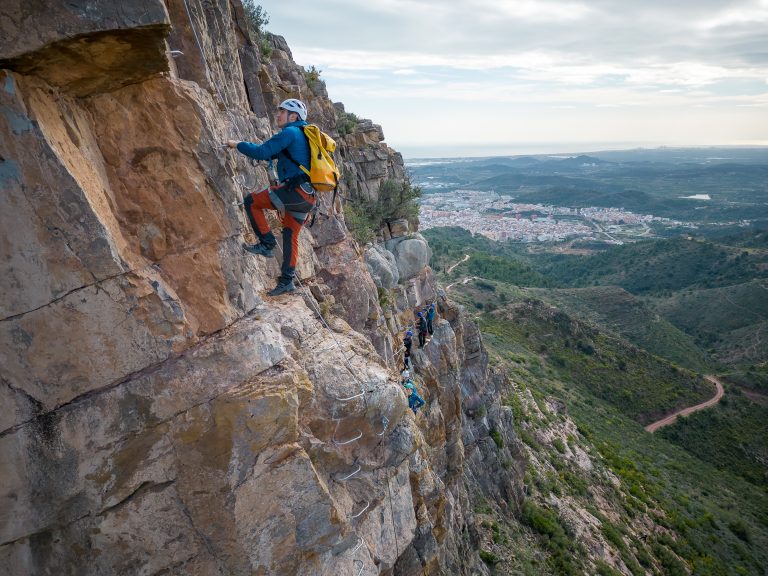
xmin=0 ymin=1 xmax=525 ymax=574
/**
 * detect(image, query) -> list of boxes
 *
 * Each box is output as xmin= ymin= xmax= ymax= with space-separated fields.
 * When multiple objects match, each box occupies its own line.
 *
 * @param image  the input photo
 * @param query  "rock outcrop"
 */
xmin=0 ymin=2 xmax=524 ymax=574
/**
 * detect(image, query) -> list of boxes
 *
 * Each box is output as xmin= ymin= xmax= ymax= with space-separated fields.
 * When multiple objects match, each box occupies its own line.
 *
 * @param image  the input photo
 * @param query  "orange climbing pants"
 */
xmin=244 ymin=181 xmax=315 ymax=280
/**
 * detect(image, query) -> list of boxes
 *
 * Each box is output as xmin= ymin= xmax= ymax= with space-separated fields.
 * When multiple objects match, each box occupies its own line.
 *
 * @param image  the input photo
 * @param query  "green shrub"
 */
xmin=595 ymin=560 xmax=623 ymax=576
xmin=343 ymin=202 xmax=376 ymax=245
xmin=342 ymin=177 xmax=421 ymax=244
xmin=521 ymin=501 xmax=580 ymax=574
xmin=303 ymin=65 xmax=325 ymax=95
xmin=491 ymin=522 xmax=503 ymax=544
xmin=728 ymin=519 xmax=751 ymax=543
xmin=520 ymin=429 xmax=540 ymax=450
xmin=601 ymin=521 xmax=626 ymax=551
xmin=242 ymin=1 xmax=273 ymax=58
xmin=479 ymin=550 xmax=500 ymax=565
xmin=552 ymin=438 xmax=566 ymax=453
xmin=336 ymin=111 xmax=359 ymax=136
xmin=651 ymin=541 xmax=688 ymax=576
xmin=377 ymin=178 xmax=422 ymax=222
xmin=377 ymin=287 xmax=391 ymax=308
xmin=490 ymin=429 xmax=504 ymax=449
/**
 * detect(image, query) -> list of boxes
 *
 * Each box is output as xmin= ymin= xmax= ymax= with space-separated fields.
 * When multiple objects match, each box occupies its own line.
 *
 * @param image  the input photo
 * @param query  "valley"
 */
xmin=417 ymin=147 xmax=768 ymax=574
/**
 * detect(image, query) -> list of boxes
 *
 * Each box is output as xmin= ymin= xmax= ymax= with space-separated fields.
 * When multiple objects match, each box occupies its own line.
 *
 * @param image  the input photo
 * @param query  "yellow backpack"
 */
xmin=294 ymin=124 xmax=341 ymax=192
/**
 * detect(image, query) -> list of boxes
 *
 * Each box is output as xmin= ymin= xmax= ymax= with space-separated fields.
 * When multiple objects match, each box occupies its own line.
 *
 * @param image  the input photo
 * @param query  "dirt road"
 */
xmin=445 ymin=276 xmax=476 ymax=292
xmin=447 ymin=254 xmax=470 ymax=274
xmin=645 ymin=375 xmax=725 ymax=433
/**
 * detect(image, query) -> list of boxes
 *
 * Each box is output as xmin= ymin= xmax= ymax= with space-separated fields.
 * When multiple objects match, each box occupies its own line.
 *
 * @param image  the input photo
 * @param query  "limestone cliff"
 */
xmin=0 ymin=1 xmax=524 ymax=574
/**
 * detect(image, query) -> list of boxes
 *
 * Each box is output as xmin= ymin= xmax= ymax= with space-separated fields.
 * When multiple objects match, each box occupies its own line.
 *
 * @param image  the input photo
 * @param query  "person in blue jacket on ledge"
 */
xmin=425 ymin=303 xmax=436 ymax=335
xmin=227 ymin=98 xmax=315 ymax=296
xmin=403 ymin=378 xmax=425 ymax=415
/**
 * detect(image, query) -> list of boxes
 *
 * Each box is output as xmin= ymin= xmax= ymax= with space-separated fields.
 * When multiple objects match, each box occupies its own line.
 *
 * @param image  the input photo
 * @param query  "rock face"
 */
xmin=385 ymin=235 xmax=433 ymax=282
xmin=0 ymin=2 xmax=524 ymax=575
xmin=365 ymin=244 xmax=400 ymax=289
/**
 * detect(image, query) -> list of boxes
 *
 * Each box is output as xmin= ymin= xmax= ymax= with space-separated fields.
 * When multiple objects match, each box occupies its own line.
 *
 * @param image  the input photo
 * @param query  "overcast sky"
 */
xmin=261 ymin=0 xmax=768 ymax=157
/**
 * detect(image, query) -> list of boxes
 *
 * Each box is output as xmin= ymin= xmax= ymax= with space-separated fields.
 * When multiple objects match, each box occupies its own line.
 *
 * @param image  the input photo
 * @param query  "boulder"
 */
xmin=385 ymin=234 xmax=433 ymax=282
xmin=364 ymin=244 xmax=400 ymax=290
xmin=388 ymin=218 xmax=410 ymax=238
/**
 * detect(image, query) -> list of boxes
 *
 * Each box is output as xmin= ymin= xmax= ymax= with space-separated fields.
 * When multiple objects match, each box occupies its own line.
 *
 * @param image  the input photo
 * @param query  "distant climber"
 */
xmin=425 ymin=303 xmax=436 ymax=335
xmin=403 ymin=330 xmax=413 ymax=369
xmin=403 ymin=378 xmax=425 ymax=415
xmin=227 ymin=98 xmax=315 ymax=296
xmin=416 ymin=311 xmax=428 ymax=348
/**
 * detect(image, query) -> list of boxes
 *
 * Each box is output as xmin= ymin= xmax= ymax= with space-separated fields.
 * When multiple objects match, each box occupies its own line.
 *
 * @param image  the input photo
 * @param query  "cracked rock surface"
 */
xmin=0 ymin=1 xmax=525 ymax=574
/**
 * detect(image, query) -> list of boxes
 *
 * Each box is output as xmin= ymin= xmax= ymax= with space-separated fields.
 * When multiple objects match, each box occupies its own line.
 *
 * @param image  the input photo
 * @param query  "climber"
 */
xmin=403 ymin=379 xmax=425 ymax=415
xmin=226 ymin=98 xmax=315 ymax=296
xmin=416 ymin=311 xmax=428 ymax=348
xmin=426 ymin=303 xmax=436 ymax=335
xmin=403 ymin=330 xmax=413 ymax=369
xmin=400 ymin=368 xmax=410 ymax=385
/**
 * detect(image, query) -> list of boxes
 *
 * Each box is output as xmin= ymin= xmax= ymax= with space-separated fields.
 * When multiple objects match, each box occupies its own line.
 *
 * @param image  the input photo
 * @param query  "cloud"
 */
xmin=696 ymin=0 xmax=768 ymax=30
xmin=321 ymin=70 xmax=382 ymax=80
xmin=295 ymin=46 xmax=768 ymax=90
xmin=262 ymin=0 xmax=768 ymax=150
xmin=473 ymin=0 xmax=594 ymax=22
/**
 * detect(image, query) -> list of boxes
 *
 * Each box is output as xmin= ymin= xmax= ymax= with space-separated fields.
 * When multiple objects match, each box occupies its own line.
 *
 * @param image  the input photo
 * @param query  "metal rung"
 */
xmin=351 ymin=537 xmax=363 ymax=554
xmin=334 ymin=390 xmax=365 ymax=402
xmin=350 ymin=501 xmax=370 ymax=519
xmin=376 ymin=417 xmax=389 ymax=436
xmin=338 ymin=465 xmax=361 ymax=481
xmin=234 ymin=173 xmax=255 ymax=189
xmin=353 ymin=559 xmax=364 ymax=576
xmin=334 ymin=429 xmax=362 ymax=445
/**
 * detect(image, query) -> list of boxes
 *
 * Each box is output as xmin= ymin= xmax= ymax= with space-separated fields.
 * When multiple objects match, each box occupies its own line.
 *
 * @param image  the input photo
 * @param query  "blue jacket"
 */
xmin=236 ymin=120 xmax=311 ymax=184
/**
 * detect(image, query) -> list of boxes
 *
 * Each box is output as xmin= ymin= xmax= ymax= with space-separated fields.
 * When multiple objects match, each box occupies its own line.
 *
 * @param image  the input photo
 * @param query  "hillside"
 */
xmin=650 ymin=280 xmax=768 ymax=366
xmin=473 ymin=301 xmax=768 ymax=575
xmin=657 ymin=385 xmax=768 ymax=487
xmin=480 ymin=296 xmax=713 ymax=425
xmin=532 ymin=237 xmax=768 ymax=294
xmin=526 ymin=286 xmax=711 ymax=372
xmin=427 ymin=224 xmax=768 ymax=574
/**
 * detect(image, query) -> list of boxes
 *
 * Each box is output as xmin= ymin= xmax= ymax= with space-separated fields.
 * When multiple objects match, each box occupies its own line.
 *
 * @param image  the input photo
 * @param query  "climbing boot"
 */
xmin=268 ymin=279 xmax=296 ymax=296
xmin=243 ymin=242 xmax=274 ymax=257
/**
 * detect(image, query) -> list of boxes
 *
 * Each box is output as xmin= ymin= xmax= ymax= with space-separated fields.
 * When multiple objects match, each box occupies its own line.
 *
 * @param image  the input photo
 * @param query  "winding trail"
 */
xmin=445 ymin=276 xmax=477 ymax=292
xmin=447 ymin=254 xmax=470 ymax=274
xmin=645 ymin=375 xmax=725 ymax=433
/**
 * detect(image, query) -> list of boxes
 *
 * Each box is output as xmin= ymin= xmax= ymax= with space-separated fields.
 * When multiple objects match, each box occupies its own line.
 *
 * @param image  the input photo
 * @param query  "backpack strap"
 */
xmin=280 ymin=125 xmax=338 ymax=225
xmin=280 ymin=126 xmax=312 ymax=180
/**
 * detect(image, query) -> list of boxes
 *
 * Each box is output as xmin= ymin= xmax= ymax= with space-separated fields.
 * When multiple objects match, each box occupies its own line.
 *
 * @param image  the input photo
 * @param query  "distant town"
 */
xmin=419 ymin=190 xmax=691 ymax=244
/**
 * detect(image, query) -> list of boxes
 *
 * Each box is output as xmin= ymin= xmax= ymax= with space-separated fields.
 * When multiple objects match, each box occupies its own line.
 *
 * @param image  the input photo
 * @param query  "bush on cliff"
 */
xmin=343 ymin=178 xmax=421 ymax=244
xmin=242 ymin=1 xmax=273 ymax=58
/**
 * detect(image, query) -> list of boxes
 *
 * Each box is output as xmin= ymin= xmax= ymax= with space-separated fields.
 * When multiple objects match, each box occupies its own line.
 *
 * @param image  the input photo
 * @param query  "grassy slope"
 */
xmin=532 ymin=237 xmax=768 ymax=294
xmin=480 ymin=295 xmax=713 ymax=425
xmin=656 ymin=386 xmax=768 ymax=488
xmin=527 ymin=286 xmax=710 ymax=372
xmin=478 ymin=306 xmax=768 ymax=575
xmin=427 ymin=227 xmax=768 ymax=571
xmin=649 ymin=280 xmax=768 ymax=366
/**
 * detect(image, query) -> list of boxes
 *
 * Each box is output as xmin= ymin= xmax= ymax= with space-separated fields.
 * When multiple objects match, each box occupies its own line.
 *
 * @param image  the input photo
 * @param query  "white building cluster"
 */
xmin=419 ymin=190 xmax=686 ymax=243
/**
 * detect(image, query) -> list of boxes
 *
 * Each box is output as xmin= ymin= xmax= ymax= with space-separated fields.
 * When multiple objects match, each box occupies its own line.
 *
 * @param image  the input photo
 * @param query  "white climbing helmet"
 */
xmin=279 ymin=98 xmax=307 ymax=121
